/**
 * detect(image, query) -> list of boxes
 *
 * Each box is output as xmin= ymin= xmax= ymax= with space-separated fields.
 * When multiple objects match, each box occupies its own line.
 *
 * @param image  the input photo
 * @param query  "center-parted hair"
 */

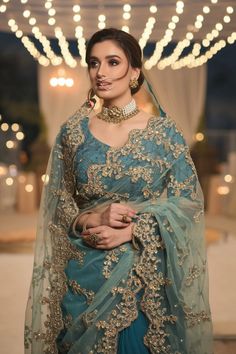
xmin=86 ymin=28 xmax=145 ymax=94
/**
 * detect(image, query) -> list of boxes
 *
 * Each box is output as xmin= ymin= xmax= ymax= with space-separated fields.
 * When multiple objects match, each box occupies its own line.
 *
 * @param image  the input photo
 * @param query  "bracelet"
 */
xmin=72 ymin=211 xmax=92 ymax=237
xmin=131 ymin=223 xmax=139 ymax=250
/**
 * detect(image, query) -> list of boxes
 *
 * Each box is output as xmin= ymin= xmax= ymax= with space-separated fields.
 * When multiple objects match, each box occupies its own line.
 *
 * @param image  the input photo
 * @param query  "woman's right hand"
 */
xmin=100 ymin=203 xmax=137 ymax=228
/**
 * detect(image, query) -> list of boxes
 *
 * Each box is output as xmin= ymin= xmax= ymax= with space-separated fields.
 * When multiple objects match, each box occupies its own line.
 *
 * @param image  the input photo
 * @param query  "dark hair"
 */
xmin=86 ymin=28 xmax=145 ymax=94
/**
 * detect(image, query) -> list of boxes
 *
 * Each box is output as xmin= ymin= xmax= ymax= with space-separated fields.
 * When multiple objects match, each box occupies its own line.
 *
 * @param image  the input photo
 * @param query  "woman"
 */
xmin=25 ymin=28 xmax=213 ymax=354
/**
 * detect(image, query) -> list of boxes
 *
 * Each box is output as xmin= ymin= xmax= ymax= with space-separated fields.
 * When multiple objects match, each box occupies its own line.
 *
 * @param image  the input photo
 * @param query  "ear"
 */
xmin=131 ymin=67 xmax=141 ymax=80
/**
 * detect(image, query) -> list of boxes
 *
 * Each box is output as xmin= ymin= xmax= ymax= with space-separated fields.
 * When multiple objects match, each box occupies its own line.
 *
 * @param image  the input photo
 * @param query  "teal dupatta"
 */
xmin=24 ymin=98 xmax=213 ymax=354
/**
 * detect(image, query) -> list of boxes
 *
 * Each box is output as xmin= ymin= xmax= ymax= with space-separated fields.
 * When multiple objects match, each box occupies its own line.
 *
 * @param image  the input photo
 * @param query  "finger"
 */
xmin=114 ymin=204 xmax=137 ymax=214
xmin=81 ymin=226 xmax=103 ymax=235
xmin=109 ymin=220 xmax=131 ymax=227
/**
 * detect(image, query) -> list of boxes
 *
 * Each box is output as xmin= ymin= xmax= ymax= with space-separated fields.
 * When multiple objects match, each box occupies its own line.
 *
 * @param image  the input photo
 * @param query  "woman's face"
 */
xmin=88 ymin=40 xmax=139 ymax=102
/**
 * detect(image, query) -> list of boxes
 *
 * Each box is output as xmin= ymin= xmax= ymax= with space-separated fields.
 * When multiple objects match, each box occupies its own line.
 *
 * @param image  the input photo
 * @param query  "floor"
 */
xmin=0 ymin=211 xmax=236 ymax=354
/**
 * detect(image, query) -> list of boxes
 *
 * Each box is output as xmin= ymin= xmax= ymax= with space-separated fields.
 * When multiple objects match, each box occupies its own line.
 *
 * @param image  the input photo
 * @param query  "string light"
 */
xmin=122 ymin=25 xmax=129 ymax=33
xmin=0 ymin=2 xmax=235 ymax=70
xmin=0 ymin=4 xmax=7 ymax=13
xmin=227 ymin=6 xmax=234 ymax=14
xmin=224 ymin=174 xmax=233 ymax=183
xmin=195 ymin=132 xmax=204 ymax=142
xmin=203 ymin=6 xmax=210 ymax=14
xmin=122 ymin=3 xmax=132 ymax=22
xmin=25 ymin=184 xmax=34 ymax=192
xmin=16 ymin=132 xmax=24 ymax=140
xmin=6 ymin=140 xmax=15 ymax=149
xmin=49 ymin=76 xmax=74 ymax=87
xmin=7 ymin=15 xmax=50 ymax=66
xmin=159 ymin=4 xmax=234 ymax=70
xmin=145 ymin=0 xmax=185 ymax=70
xmin=6 ymin=177 xmax=14 ymax=186
xmin=217 ymin=186 xmax=229 ymax=195
xmin=150 ymin=5 xmax=157 ymax=14
xmin=139 ymin=14 xmax=156 ymax=50
xmin=20 ymin=0 xmax=62 ymax=66
xmin=73 ymin=4 xmax=87 ymax=67
xmin=55 ymin=27 xmax=77 ymax=68
xmin=98 ymin=14 xmax=106 ymax=29
xmin=1 ymin=123 xmax=9 ymax=131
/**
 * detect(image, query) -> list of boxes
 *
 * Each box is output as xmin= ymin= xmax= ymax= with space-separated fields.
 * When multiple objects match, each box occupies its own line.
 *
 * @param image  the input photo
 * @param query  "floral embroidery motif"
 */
xmin=68 ymin=279 xmax=95 ymax=304
xmin=95 ymin=275 xmax=143 ymax=353
xmin=184 ymin=306 xmax=211 ymax=327
xmin=102 ymin=245 xmax=128 ymax=279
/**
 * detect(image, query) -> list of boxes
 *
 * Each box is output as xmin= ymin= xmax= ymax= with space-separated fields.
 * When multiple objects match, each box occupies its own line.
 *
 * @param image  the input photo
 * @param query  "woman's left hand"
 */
xmin=81 ymin=224 xmax=133 ymax=249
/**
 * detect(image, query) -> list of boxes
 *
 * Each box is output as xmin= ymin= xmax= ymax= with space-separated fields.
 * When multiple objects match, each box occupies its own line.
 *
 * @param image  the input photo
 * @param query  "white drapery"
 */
xmin=144 ymin=65 xmax=207 ymax=145
xmin=38 ymin=64 xmax=206 ymax=146
xmin=38 ymin=62 xmax=90 ymax=146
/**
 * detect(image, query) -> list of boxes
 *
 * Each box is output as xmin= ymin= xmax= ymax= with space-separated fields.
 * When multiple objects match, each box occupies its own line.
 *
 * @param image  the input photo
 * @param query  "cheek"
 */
xmin=88 ymin=69 xmax=96 ymax=81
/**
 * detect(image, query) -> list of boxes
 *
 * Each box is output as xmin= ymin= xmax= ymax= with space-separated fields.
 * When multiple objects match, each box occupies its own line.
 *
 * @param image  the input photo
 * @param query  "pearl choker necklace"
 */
xmin=97 ymin=99 xmax=139 ymax=124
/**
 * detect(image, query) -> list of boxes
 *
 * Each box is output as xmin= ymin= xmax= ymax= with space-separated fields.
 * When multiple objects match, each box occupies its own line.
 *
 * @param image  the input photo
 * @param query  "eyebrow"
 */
xmin=89 ymin=55 xmax=122 ymax=60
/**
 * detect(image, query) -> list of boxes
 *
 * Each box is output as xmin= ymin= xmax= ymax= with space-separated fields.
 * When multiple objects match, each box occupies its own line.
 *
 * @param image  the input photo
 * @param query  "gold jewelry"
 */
xmin=97 ymin=99 xmax=139 ymax=124
xmin=87 ymin=233 xmax=100 ymax=247
xmin=72 ymin=211 xmax=93 ymax=236
xmin=122 ymin=214 xmax=129 ymax=223
xmin=129 ymin=78 xmax=139 ymax=89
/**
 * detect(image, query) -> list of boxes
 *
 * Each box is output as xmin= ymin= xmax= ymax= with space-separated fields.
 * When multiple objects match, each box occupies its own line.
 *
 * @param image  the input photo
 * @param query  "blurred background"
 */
xmin=0 ymin=1 xmax=236 ymax=353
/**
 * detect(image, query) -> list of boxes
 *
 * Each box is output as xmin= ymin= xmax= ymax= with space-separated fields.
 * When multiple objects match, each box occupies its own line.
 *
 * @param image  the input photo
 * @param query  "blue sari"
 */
xmin=25 ymin=103 xmax=213 ymax=354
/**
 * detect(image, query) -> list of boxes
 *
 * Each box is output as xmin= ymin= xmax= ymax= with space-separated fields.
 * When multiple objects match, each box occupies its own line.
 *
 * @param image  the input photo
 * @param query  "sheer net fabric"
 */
xmin=24 ymin=81 xmax=213 ymax=354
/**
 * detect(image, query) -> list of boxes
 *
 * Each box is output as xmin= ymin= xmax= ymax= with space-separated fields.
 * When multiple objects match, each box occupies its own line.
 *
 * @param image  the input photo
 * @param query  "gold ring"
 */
xmin=122 ymin=214 xmax=129 ymax=223
xmin=88 ymin=233 xmax=99 ymax=246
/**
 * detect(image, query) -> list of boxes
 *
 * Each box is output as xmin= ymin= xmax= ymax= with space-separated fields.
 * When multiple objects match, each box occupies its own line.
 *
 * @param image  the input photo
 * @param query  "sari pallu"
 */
xmin=24 ymin=100 xmax=213 ymax=354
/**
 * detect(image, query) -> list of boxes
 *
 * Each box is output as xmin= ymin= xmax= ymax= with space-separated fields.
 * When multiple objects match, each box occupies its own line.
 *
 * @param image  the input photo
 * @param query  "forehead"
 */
xmin=90 ymin=40 xmax=126 ymax=58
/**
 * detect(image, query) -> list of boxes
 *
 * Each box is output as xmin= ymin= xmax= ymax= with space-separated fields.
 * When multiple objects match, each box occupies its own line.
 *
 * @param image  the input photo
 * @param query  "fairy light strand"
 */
xmin=171 ymin=6 xmax=234 ymax=70
xmin=144 ymin=1 xmax=185 ymax=70
xmin=138 ymin=5 xmax=157 ymax=50
xmin=157 ymin=1 xmax=224 ymax=70
xmin=21 ymin=1 xmax=62 ymax=66
xmin=73 ymin=5 xmax=87 ymax=67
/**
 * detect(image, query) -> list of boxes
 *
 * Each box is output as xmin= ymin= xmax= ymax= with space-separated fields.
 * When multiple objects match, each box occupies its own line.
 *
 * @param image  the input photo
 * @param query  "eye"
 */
xmin=89 ymin=60 xmax=99 ymax=68
xmin=109 ymin=59 xmax=119 ymax=66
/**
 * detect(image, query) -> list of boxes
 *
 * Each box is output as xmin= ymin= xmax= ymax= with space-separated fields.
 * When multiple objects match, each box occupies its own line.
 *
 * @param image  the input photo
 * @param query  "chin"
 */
xmin=95 ymin=90 xmax=116 ymax=100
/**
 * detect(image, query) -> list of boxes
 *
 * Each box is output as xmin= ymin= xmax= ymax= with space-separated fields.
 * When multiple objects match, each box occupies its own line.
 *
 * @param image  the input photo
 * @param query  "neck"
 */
xmin=103 ymin=94 xmax=133 ymax=108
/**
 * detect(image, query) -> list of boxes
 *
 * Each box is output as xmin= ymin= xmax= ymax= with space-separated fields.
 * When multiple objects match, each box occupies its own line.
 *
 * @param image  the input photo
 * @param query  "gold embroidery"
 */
xmin=193 ymin=209 xmax=204 ymax=223
xmin=63 ymin=314 xmax=73 ymax=329
xmin=34 ymin=109 xmax=87 ymax=354
xmin=184 ymin=306 xmax=211 ymax=327
xmin=177 ymin=246 xmax=189 ymax=267
xmin=95 ymin=276 xmax=143 ymax=353
xmin=94 ymin=213 xmax=174 ymax=354
xmin=82 ymin=310 xmax=98 ymax=328
xmin=68 ymin=279 xmax=95 ymax=304
xmin=24 ymin=325 xmax=32 ymax=349
xmin=103 ymin=245 xmax=127 ymax=279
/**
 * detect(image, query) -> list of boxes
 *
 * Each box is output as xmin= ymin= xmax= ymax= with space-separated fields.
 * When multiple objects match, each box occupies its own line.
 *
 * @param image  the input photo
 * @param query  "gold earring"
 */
xmin=129 ymin=78 xmax=139 ymax=89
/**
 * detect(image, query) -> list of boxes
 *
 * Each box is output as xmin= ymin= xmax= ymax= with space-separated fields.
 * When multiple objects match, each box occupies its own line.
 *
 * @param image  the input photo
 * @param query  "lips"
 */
xmin=96 ymin=80 xmax=112 ymax=90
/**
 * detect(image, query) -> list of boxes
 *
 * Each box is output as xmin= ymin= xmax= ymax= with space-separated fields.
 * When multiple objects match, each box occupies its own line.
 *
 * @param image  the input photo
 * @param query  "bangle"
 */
xmin=131 ymin=223 xmax=139 ymax=250
xmin=72 ymin=211 xmax=92 ymax=237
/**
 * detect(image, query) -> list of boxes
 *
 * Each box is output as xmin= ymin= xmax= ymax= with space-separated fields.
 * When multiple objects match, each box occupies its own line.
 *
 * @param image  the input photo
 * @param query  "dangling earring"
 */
xmin=86 ymin=88 xmax=96 ymax=108
xmin=129 ymin=78 xmax=139 ymax=89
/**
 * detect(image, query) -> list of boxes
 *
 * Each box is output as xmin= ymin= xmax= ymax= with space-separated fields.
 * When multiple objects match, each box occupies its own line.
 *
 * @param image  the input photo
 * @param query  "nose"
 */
xmin=96 ymin=62 xmax=106 ymax=78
